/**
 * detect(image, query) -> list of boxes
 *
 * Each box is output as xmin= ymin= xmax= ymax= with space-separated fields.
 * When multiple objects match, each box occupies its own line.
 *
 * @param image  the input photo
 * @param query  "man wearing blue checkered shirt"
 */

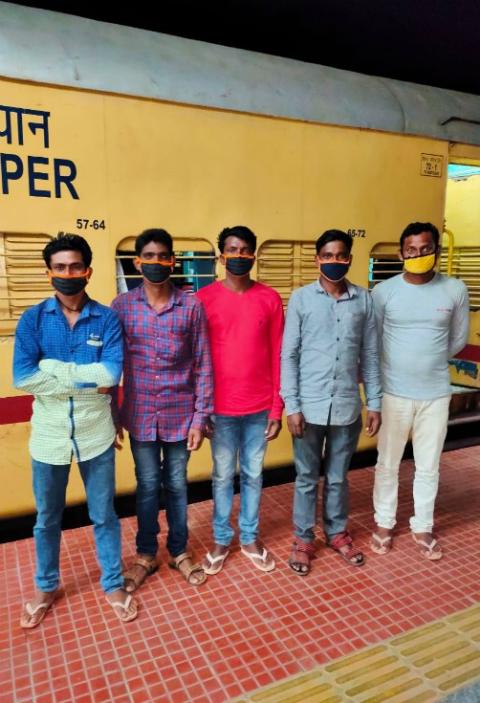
xmin=13 ymin=233 xmax=138 ymax=627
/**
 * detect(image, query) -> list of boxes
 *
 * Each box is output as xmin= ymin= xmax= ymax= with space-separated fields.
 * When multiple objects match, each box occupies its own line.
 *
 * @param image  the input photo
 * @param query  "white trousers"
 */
xmin=373 ymin=392 xmax=450 ymax=533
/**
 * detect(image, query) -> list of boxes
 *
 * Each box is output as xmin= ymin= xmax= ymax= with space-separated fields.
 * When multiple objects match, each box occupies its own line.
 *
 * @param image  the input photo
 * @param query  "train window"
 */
xmin=370 ymin=241 xmax=480 ymax=309
xmin=115 ymin=237 xmax=216 ymax=294
xmin=257 ymin=240 xmax=317 ymax=307
xmin=368 ymin=243 xmax=403 ymax=290
xmin=440 ymin=247 xmax=480 ymax=310
xmin=0 ymin=232 xmax=51 ymax=335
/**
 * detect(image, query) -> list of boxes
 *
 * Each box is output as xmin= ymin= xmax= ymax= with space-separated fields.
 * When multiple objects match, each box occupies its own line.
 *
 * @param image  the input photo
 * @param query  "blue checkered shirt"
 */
xmin=13 ymin=297 xmax=123 ymax=464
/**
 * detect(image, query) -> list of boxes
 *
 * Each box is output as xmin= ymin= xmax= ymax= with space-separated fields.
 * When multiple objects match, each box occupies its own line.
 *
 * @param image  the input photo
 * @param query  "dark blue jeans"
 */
xmin=292 ymin=416 xmax=362 ymax=542
xmin=130 ymin=436 xmax=190 ymax=558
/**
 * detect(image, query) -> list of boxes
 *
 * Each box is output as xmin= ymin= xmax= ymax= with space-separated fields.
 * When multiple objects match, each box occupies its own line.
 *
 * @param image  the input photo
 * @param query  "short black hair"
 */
xmin=315 ymin=229 xmax=353 ymax=255
xmin=43 ymin=232 xmax=92 ymax=269
xmin=400 ymin=222 xmax=440 ymax=250
xmin=217 ymin=225 xmax=257 ymax=254
xmin=135 ymin=228 xmax=173 ymax=257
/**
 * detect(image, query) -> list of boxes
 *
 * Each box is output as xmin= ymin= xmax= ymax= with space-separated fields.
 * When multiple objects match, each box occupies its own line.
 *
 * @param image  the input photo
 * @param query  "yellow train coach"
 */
xmin=0 ymin=3 xmax=479 ymax=519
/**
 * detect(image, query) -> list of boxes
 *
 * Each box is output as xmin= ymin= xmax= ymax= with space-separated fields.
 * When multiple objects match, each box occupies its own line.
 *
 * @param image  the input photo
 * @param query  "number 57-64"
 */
xmin=76 ymin=219 xmax=106 ymax=230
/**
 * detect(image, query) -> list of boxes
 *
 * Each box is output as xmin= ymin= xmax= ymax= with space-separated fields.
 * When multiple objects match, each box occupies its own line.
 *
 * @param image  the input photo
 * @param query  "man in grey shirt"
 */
xmin=371 ymin=222 xmax=469 ymax=561
xmin=281 ymin=230 xmax=382 ymax=575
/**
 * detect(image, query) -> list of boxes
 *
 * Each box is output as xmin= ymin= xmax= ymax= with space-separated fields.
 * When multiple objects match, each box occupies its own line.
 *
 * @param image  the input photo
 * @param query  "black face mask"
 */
xmin=141 ymin=263 xmax=171 ymax=284
xmin=225 ymin=256 xmax=255 ymax=276
xmin=319 ymin=261 xmax=350 ymax=282
xmin=51 ymin=275 xmax=89 ymax=296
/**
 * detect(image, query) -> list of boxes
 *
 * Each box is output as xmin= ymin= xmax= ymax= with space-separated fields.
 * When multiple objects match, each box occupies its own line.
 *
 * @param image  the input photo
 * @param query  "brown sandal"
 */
xmin=329 ymin=531 xmax=364 ymax=567
xmin=123 ymin=555 xmax=159 ymax=592
xmin=288 ymin=539 xmax=316 ymax=576
xmin=168 ymin=552 xmax=207 ymax=586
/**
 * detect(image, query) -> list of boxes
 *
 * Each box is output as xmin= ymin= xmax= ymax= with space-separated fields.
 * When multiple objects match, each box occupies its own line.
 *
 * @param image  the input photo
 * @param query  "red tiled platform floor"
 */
xmin=1 ymin=446 xmax=479 ymax=703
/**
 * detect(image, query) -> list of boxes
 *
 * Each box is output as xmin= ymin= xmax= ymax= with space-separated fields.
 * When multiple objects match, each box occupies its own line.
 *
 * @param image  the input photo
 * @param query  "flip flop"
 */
xmin=106 ymin=593 xmax=138 ymax=622
xmin=240 ymin=546 xmax=275 ymax=572
xmin=20 ymin=589 xmax=62 ymax=629
xmin=412 ymin=534 xmax=443 ymax=561
xmin=203 ymin=550 xmax=230 ymax=575
xmin=370 ymin=532 xmax=393 ymax=555
xmin=21 ymin=601 xmax=53 ymax=629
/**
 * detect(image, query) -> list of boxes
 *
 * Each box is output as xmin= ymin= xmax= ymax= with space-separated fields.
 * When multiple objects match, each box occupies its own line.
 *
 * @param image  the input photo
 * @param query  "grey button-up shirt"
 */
xmin=281 ymin=279 xmax=382 ymax=426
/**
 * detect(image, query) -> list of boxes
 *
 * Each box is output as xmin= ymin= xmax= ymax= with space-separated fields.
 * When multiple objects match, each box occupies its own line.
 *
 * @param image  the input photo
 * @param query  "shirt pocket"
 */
xmin=78 ymin=325 xmax=104 ymax=362
xmin=343 ymin=311 xmax=364 ymax=341
xmin=165 ymin=329 xmax=191 ymax=364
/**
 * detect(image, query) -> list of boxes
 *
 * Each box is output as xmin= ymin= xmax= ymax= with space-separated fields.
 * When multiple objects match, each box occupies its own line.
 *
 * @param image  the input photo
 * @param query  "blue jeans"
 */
xmin=130 ymin=436 xmax=190 ymax=558
xmin=292 ymin=416 xmax=362 ymax=542
xmin=211 ymin=411 xmax=268 ymax=546
xmin=32 ymin=444 xmax=123 ymax=593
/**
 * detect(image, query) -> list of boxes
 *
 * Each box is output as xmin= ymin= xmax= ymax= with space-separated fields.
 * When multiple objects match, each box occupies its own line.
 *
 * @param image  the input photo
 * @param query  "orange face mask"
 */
xmin=48 ymin=268 xmax=92 ymax=295
xmin=135 ymin=257 xmax=173 ymax=284
xmin=134 ymin=257 xmax=174 ymax=267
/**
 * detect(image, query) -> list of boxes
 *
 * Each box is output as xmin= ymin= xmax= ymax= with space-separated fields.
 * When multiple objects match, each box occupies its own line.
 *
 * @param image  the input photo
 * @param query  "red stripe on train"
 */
xmin=455 ymin=344 xmax=480 ymax=363
xmin=0 ymin=395 xmax=33 ymax=425
xmin=0 ymin=387 xmax=125 ymax=425
xmin=0 ymin=345 xmax=478 ymax=428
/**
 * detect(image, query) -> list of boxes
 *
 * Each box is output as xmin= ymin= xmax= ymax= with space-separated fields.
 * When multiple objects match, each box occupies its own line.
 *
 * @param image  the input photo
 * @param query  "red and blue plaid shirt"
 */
xmin=111 ymin=285 xmax=213 ymax=442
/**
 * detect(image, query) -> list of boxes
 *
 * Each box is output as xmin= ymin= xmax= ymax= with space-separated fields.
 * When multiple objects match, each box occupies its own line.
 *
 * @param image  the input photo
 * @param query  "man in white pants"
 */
xmin=371 ymin=222 xmax=469 ymax=560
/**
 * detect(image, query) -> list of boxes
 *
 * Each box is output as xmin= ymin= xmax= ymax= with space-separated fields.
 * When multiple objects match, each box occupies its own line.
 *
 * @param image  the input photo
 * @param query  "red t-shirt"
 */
xmin=196 ymin=281 xmax=284 ymax=419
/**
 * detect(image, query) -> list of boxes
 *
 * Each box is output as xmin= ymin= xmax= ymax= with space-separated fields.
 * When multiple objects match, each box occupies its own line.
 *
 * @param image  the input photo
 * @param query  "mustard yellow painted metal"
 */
xmin=442 ymin=229 xmax=455 ymax=277
xmin=445 ymin=174 xmax=480 ymax=248
xmin=0 ymin=72 xmax=479 ymax=517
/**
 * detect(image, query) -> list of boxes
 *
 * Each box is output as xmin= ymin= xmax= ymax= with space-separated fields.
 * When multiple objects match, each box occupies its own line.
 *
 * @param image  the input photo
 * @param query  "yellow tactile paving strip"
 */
xmin=233 ymin=603 xmax=480 ymax=703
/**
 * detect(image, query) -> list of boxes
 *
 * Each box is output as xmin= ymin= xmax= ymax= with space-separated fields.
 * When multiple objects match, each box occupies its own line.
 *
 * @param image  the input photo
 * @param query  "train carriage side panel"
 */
xmin=0 ymin=75 xmax=455 ymax=517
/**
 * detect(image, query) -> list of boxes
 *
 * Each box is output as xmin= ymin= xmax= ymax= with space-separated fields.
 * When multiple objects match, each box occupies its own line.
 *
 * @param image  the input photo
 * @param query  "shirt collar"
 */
xmin=44 ymin=295 xmax=100 ymax=317
xmin=44 ymin=296 xmax=58 ymax=313
xmin=138 ymin=283 xmax=183 ymax=311
xmin=315 ymin=278 xmax=358 ymax=299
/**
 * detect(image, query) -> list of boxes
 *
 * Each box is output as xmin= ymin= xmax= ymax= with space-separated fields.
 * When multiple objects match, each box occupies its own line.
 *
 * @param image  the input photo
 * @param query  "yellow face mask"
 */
xmin=403 ymin=253 xmax=436 ymax=274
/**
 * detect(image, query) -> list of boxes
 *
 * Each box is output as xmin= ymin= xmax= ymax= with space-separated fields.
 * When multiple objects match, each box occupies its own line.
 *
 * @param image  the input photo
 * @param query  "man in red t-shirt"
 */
xmin=197 ymin=226 xmax=284 ymax=574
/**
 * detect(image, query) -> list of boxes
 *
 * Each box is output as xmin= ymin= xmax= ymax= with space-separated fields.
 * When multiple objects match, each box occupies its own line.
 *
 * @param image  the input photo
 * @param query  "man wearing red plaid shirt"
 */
xmin=112 ymin=229 xmax=213 ymax=589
